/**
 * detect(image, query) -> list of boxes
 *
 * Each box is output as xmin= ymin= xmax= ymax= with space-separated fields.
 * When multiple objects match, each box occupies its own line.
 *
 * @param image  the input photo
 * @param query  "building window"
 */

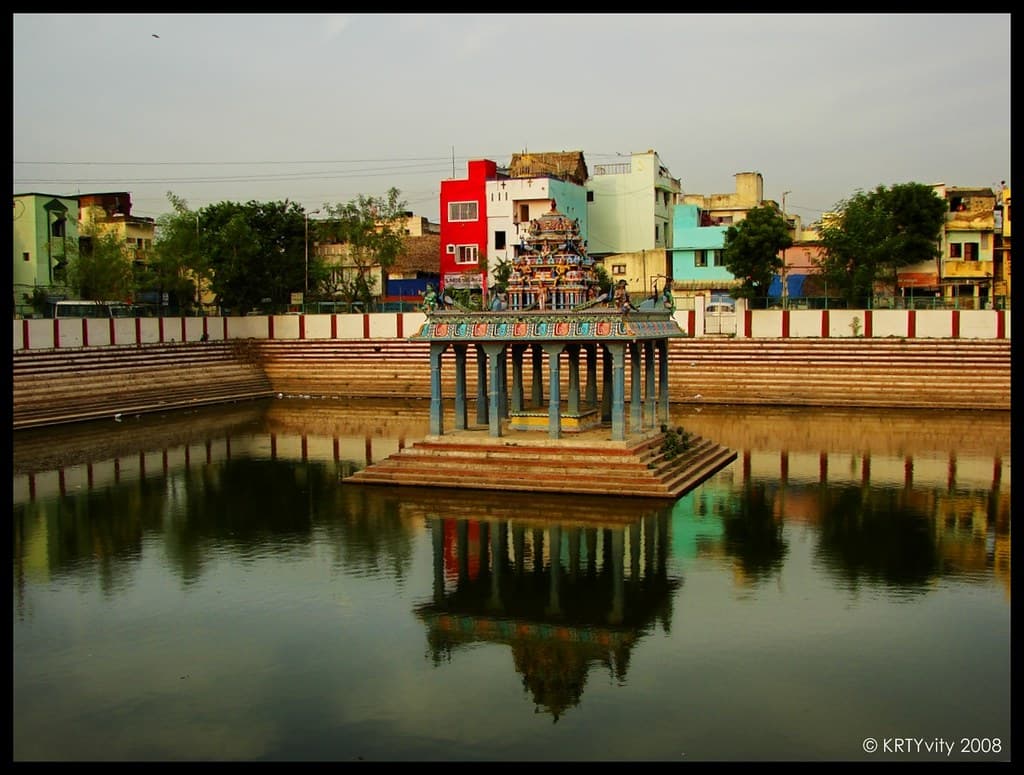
xmin=518 ymin=204 xmax=529 ymax=223
xmin=455 ymin=245 xmax=478 ymax=265
xmin=949 ymin=243 xmax=962 ymax=258
xmin=586 ymin=191 xmax=594 ymax=202
xmin=713 ymin=250 xmax=724 ymax=267
xmin=23 ymin=252 xmax=30 ymax=262
xmin=612 ymin=264 xmax=626 ymax=275
xmin=495 ymin=231 xmax=506 ymax=250
xmin=694 ymin=250 xmax=707 ymax=268
xmin=449 ymin=201 xmax=478 ymax=222
xmin=964 ymin=242 xmax=979 ymax=261
xmin=655 ymin=224 xmax=660 ymax=242
xmin=51 ymin=217 xmax=66 ymax=238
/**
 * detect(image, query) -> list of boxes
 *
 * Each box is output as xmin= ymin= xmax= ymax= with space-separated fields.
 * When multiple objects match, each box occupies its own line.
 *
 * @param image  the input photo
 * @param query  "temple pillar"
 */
xmin=482 ymin=342 xmax=507 ymax=437
xmin=644 ymin=340 xmax=656 ymax=428
xmin=606 ymin=342 xmax=627 ymax=440
xmin=585 ymin=343 xmax=598 ymax=407
xmin=566 ymin=344 xmax=581 ymax=415
xmin=475 ymin=344 xmax=488 ymax=425
xmin=511 ymin=344 xmax=527 ymax=413
xmin=542 ymin=343 xmax=565 ymax=439
xmin=453 ymin=344 xmax=468 ymax=431
xmin=531 ymin=344 xmax=544 ymax=407
xmin=629 ymin=341 xmax=642 ymax=432
xmin=601 ymin=346 xmax=612 ymax=421
xmin=499 ymin=349 xmax=509 ymax=419
xmin=429 ymin=342 xmax=448 ymax=436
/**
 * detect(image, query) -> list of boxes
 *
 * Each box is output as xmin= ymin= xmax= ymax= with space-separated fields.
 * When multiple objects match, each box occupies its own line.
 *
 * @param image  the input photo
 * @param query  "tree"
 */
xmin=816 ymin=183 xmax=946 ymax=306
xmin=318 ymin=188 xmax=407 ymax=311
xmin=722 ymin=204 xmax=792 ymax=306
xmin=67 ymin=225 xmax=135 ymax=301
xmin=150 ymin=192 xmax=207 ymax=314
xmin=591 ymin=262 xmax=612 ymax=297
xmin=200 ymin=199 xmax=307 ymax=313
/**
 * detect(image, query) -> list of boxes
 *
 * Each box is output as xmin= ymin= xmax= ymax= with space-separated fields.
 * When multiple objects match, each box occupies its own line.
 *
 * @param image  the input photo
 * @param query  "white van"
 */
xmin=52 ymin=300 xmax=134 ymax=319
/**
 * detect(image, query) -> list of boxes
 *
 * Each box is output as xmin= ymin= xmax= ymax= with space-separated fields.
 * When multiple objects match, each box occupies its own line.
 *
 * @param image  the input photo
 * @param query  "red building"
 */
xmin=439 ymin=159 xmax=507 ymax=301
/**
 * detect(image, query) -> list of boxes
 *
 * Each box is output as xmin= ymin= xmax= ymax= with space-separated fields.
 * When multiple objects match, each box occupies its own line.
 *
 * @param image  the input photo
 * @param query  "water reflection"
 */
xmin=12 ymin=398 xmax=1011 ymax=760
xmin=388 ymin=488 xmax=679 ymax=722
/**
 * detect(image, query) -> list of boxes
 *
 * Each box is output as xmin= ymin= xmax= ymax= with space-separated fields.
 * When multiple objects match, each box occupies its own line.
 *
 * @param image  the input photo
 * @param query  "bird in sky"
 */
xmin=152 ymin=33 xmax=160 ymax=38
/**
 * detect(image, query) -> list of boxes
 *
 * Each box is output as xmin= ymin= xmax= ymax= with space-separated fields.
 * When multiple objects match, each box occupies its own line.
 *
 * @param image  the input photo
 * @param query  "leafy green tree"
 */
xmin=591 ymin=262 xmax=612 ymax=296
xmin=816 ymin=183 xmax=946 ymax=306
xmin=150 ymin=192 xmax=206 ymax=314
xmin=492 ymin=257 xmax=513 ymax=291
xmin=67 ymin=225 xmax=135 ymax=301
xmin=200 ymin=199 xmax=307 ymax=313
xmin=318 ymin=188 xmax=407 ymax=311
xmin=722 ymin=204 xmax=792 ymax=306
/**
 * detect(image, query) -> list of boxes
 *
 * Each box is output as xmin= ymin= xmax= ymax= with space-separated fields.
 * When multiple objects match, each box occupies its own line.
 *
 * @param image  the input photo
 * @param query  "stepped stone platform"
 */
xmin=343 ymin=424 xmax=737 ymax=499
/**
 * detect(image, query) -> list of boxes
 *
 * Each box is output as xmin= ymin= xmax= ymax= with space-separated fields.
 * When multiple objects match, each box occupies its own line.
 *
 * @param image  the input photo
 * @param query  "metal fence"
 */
xmin=759 ymin=295 xmax=1009 ymax=311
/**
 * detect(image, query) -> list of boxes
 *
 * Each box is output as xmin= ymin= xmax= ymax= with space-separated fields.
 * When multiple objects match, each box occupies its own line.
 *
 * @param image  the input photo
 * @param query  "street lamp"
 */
xmin=304 ymin=209 xmax=321 ymax=299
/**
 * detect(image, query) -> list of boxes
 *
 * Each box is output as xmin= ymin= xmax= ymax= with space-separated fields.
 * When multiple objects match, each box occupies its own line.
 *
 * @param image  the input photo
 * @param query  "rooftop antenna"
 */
xmin=451 ymin=146 xmax=455 ymax=178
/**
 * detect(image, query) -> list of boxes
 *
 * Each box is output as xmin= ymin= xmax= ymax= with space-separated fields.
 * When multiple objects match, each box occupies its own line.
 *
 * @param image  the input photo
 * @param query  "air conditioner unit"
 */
xmin=446 ymin=245 xmax=455 ymax=254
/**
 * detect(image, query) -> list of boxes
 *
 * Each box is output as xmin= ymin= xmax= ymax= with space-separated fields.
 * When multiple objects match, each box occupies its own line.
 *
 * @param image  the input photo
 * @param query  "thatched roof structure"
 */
xmin=390 ymin=233 xmax=441 ymax=276
xmin=508 ymin=151 xmax=588 ymax=185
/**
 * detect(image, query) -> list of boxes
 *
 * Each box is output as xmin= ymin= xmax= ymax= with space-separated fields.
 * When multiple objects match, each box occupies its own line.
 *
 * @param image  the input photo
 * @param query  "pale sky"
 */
xmin=13 ymin=13 xmax=1011 ymax=226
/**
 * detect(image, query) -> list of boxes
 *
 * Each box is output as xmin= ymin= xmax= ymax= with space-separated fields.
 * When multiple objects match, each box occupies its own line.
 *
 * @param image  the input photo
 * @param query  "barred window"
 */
xmin=449 ymin=201 xmax=478 ymax=222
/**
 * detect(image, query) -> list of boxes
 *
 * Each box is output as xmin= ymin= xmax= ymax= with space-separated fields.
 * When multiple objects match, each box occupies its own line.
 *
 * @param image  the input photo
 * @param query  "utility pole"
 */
xmin=781 ymin=191 xmax=791 ymax=308
xmin=305 ymin=209 xmax=321 ymax=300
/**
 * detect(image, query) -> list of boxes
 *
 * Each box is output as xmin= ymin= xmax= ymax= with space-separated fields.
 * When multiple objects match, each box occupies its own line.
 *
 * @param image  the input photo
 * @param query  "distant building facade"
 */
xmin=13 ymin=193 xmax=81 ymax=312
xmin=897 ymin=184 xmax=1000 ymax=307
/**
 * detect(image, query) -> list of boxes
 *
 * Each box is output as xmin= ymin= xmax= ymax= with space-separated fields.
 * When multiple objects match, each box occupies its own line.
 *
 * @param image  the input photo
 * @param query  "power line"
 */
xmin=14 ymin=155 xmax=459 ymax=166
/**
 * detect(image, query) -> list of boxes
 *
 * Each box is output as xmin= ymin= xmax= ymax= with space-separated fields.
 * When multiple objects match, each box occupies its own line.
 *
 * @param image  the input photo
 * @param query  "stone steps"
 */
xmin=255 ymin=338 xmax=1011 ymax=410
xmin=344 ymin=431 xmax=737 ymax=498
xmin=13 ymin=340 xmax=274 ymax=430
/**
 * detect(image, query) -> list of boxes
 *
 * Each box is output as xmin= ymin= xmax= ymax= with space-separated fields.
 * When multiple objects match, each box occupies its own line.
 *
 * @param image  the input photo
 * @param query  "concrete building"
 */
xmin=439 ymin=152 xmax=589 ymax=304
xmin=13 ymin=193 xmax=81 ymax=314
xmin=13 ymin=191 xmax=157 ymax=317
xmin=669 ymin=203 xmax=737 ymax=299
xmin=897 ymin=184 xmax=999 ymax=307
xmin=993 ymin=182 xmax=1010 ymax=302
xmin=438 ymin=159 xmax=498 ymax=301
xmin=586 ymin=150 xmax=680 ymax=258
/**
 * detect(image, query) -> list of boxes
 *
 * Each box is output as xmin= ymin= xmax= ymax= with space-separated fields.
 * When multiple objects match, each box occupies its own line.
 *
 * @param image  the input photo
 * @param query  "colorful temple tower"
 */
xmin=505 ymin=200 xmax=596 ymax=311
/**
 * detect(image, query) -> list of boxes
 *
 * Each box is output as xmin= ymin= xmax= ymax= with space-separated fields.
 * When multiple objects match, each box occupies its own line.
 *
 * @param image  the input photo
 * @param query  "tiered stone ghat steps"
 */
xmin=343 ymin=428 xmax=738 ymax=499
xmin=12 ymin=337 xmax=1010 ymax=432
xmin=13 ymin=340 xmax=275 ymax=430
xmin=256 ymin=337 xmax=1010 ymax=410
xmin=667 ymin=338 xmax=1011 ymax=409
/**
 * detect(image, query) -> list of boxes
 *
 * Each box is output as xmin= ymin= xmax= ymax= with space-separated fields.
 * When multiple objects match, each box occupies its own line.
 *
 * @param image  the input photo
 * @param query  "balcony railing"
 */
xmin=593 ymin=163 xmax=631 ymax=176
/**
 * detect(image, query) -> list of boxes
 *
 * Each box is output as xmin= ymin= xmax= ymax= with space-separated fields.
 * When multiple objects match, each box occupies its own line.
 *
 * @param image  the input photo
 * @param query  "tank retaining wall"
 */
xmin=12 ymin=337 xmax=1011 ymax=430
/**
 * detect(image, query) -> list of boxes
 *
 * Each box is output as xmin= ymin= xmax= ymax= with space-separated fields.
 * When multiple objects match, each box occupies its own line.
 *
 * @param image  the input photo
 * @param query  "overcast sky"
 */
xmin=13 ymin=13 xmax=1011 ymax=225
